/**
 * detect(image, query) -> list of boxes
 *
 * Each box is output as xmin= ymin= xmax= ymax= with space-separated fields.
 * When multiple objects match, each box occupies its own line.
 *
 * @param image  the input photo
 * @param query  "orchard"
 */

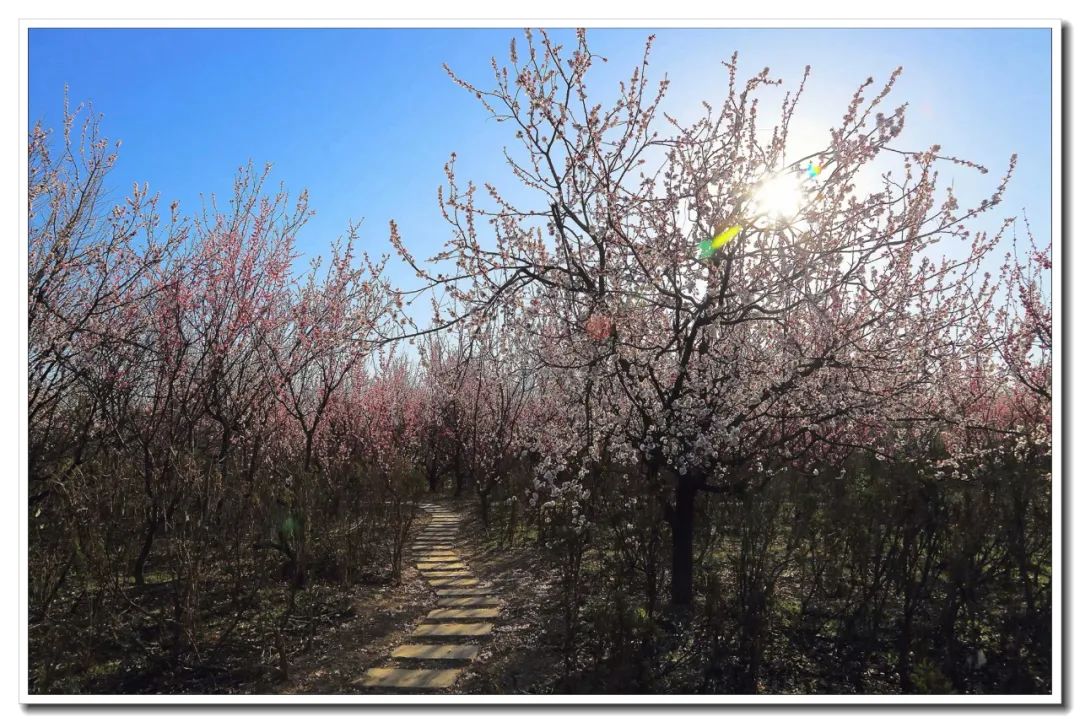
xmin=27 ymin=30 xmax=1051 ymax=695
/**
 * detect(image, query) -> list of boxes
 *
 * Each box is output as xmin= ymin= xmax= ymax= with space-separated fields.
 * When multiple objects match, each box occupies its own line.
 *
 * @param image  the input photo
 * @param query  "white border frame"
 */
xmin=17 ymin=16 xmax=1062 ymax=706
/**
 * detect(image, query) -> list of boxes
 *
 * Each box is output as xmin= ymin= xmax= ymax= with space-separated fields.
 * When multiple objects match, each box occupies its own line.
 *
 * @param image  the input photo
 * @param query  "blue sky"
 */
xmin=29 ymin=27 xmax=1052 ymax=300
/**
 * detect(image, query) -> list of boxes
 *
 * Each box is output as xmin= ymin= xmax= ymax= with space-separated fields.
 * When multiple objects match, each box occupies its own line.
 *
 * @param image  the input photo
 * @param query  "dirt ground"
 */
xmin=256 ymin=495 xmax=566 ymax=695
xmin=244 ymin=559 xmax=437 ymax=694
xmin=450 ymin=504 xmax=565 ymax=694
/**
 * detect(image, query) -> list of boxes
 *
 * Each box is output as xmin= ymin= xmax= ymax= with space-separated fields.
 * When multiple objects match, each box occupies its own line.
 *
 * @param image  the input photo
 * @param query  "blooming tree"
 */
xmin=397 ymin=29 xmax=1019 ymax=608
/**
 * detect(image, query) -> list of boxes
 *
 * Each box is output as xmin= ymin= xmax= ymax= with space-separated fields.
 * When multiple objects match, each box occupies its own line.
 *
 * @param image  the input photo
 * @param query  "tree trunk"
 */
xmin=507 ymin=498 xmax=518 ymax=546
xmin=478 ymin=484 xmax=491 ymax=528
xmin=454 ymin=466 xmax=466 ymax=497
xmin=133 ymin=512 xmax=160 ymax=588
xmin=899 ymin=603 xmax=914 ymax=693
xmin=669 ymin=478 xmax=697 ymax=609
xmin=302 ymin=430 xmax=315 ymax=473
xmin=644 ymin=523 xmax=660 ymax=618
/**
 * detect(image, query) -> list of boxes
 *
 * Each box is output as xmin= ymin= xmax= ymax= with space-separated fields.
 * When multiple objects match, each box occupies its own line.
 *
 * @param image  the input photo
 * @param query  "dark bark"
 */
xmin=477 ymin=483 xmax=491 ymax=528
xmin=506 ymin=498 xmax=518 ymax=546
xmin=452 ymin=450 xmax=466 ymax=497
xmin=899 ymin=605 xmax=915 ymax=693
xmin=669 ymin=477 xmax=697 ymax=609
xmin=644 ymin=522 xmax=660 ymax=618
xmin=132 ymin=512 xmax=160 ymax=588
xmin=30 ymin=552 xmax=73 ymax=623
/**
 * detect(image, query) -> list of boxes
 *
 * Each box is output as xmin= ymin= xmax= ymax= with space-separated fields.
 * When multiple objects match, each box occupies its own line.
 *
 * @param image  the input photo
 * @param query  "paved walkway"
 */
xmin=358 ymin=502 xmax=499 ymax=691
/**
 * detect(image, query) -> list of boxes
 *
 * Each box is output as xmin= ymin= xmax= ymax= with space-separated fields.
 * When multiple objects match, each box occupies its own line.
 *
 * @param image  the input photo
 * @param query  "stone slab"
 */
xmin=390 ymin=644 xmax=480 ymax=662
xmin=360 ymin=667 xmax=461 ymax=689
xmin=412 ymin=622 xmax=494 ymax=638
xmin=417 ymin=563 xmax=467 ymax=570
xmin=428 ymin=577 xmax=480 ymax=587
xmin=426 ymin=607 xmax=500 ymax=621
xmin=435 ymin=586 xmax=494 ymax=596
xmin=437 ymin=595 xmax=502 ymax=608
xmin=421 ymin=570 xmax=473 ymax=578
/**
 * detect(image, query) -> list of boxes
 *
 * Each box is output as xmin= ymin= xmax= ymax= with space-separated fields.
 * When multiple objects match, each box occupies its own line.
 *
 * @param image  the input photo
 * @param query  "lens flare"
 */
xmin=699 ymin=225 xmax=743 ymax=260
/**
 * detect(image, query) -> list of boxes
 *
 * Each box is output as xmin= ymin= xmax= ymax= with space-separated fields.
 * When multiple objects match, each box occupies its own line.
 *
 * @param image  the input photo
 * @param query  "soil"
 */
xmin=31 ymin=496 xmax=566 ymax=696
xmin=255 ymin=495 xmax=566 ymax=695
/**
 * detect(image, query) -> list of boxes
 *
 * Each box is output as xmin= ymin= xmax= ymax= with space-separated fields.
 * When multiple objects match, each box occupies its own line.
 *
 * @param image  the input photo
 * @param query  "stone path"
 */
xmin=358 ymin=502 xmax=500 ymax=691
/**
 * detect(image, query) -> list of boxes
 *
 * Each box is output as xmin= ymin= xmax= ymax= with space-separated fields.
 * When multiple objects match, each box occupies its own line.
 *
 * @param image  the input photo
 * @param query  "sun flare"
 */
xmin=750 ymin=172 xmax=807 ymax=225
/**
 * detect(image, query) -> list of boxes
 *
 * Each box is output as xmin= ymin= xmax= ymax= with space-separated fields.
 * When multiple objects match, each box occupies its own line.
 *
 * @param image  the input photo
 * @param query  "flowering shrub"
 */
xmin=584 ymin=313 xmax=614 ymax=342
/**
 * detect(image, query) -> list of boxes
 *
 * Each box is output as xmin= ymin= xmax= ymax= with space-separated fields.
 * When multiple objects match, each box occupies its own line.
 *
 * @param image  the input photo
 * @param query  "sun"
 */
xmin=749 ymin=172 xmax=807 ymax=226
